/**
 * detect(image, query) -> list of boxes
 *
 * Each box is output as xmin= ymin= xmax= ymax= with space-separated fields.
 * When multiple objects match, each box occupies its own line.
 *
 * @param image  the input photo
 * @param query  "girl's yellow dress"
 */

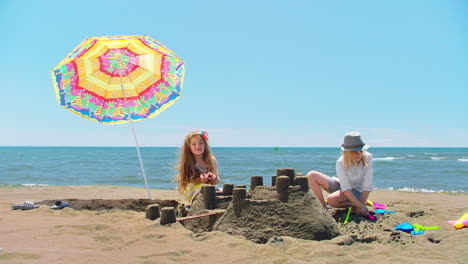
xmin=184 ymin=165 xmax=207 ymax=205
xmin=184 ymin=182 xmax=204 ymax=205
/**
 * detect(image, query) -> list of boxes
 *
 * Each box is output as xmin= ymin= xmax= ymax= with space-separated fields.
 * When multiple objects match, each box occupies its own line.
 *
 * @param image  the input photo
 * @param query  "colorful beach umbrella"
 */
xmin=51 ymin=35 xmax=186 ymax=199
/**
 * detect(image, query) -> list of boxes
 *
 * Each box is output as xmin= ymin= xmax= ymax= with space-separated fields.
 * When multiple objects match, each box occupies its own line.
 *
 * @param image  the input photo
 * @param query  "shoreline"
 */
xmin=1 ymin=186 xmax=467 ymax=263
xmin=1 ymin=184 xmax=466 ymax=195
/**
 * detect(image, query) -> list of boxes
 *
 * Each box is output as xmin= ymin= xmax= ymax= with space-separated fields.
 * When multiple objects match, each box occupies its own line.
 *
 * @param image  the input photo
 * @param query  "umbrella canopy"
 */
xmin=51 ymin=35 xmax=185 ymax=199
xmin=52 ymin=35 xmax=185 ymax=124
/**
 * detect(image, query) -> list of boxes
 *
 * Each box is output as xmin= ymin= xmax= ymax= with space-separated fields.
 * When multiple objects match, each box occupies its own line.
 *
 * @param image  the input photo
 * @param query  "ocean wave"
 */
xmin=457 ymin=158 xmax=468 ymax=162
xmin=430 ymin=157 xmax=448 ymax=160
xmin=424 ymin=153 xmax=439 ymax=156
xmin=373 ymin=157 xmax=405 ymax=161
xmin=0 ymin=183 xmax=52 ymax=187
xmin=381 ymin=187 xmax=465 ymax=193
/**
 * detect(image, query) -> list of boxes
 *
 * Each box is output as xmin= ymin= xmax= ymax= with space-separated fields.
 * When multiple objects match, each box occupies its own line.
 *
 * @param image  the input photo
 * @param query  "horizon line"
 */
xmin=1 ymin=146 xmax=468 ymax=149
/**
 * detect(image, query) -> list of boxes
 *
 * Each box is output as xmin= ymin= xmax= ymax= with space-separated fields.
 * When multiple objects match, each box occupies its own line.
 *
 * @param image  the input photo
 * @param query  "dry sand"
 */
xmin=0 ymin=185 xmax=467 ymax=264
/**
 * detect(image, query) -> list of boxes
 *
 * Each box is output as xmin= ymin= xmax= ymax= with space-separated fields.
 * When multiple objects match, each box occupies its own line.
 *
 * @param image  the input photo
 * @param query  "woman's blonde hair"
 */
xmin=176 ymin=131 xmax=216 ymax=194
xmin=342 ymin=150 xmax=367 ymax=170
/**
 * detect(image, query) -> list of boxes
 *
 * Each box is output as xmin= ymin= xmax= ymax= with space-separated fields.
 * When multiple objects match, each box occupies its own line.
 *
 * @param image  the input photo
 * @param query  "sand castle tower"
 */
xmin=180 ymin=168 xmax=341 ymax=243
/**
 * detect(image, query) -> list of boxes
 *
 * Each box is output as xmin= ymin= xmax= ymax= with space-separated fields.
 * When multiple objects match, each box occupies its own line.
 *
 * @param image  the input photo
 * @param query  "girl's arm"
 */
xmin=343 ymin=190 xmax=369 ymax=216
xmin=361 ymin=153 xmax=374 ymax=192
xmin=212 ymin=156 xmax=220 ymax=185
xmin=360 ymin=191 xmax=370 ymax=204
xmin=336 ymin=160 xmax=352 ymax=192
xmin=360 ymin=154 xmax=373 ymax=204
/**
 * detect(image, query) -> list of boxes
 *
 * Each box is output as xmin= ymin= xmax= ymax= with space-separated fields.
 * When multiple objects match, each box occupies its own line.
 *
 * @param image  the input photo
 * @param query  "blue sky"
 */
xmin=1 ymin=0 xmax=467 ymax=147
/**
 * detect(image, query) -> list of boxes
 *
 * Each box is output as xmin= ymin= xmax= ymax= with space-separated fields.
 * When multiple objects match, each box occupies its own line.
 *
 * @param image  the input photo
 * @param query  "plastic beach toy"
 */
xmin=448 ymin=213 xmax=468 ymax=229
xmin=413 ymin=223 xmax=439 ymax=231
xmin=410 ymin=230 xmax=424 ymax=235
xmin=375 ymin=209 xmax=396 ymax=214
xmin=343 ymin=207 xmax=352 ymax=224
xmin=367 ymin=200 xmax=386 ymax=210
xmin=395 ymin=222 xmax=414 ymax=232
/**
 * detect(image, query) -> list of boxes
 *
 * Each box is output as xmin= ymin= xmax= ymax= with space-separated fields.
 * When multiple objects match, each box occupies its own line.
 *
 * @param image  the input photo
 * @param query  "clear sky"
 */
xmin=1 ymin=0 xmax=467 ymax=147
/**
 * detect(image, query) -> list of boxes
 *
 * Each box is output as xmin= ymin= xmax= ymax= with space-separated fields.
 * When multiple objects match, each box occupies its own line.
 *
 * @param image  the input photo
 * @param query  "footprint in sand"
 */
xmin=138 ymin=250 xmax=193 ymax=261
xmin=227 ymin=242 xmax=243 ymax=248
xmin=52 ymin=224 xmax=112 ymax=235
xmin=406 ymin=210 xmax=426 ymax=218
xmin=94 ymin=236 xmax=124 ymax=243
xmin=142 ymin=233 xmax=167 ymax=240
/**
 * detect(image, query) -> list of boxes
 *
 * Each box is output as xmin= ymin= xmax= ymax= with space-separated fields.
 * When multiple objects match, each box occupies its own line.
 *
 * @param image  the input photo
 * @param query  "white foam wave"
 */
xmin=381 ymin=187 xmax=464 ymax=193
xmin=374 ymin=157 xmax=405 ymax=161
xmin=407 ymin=155 xmax=415 ymax=157
xmin=425 ymin=153 xmax=438 ymax=156
xmin=430 ymin=157 xmax=448 ymax=160
xmin=457 ymin=158 xmax=468 ymax=162
xmin=0 ymin=183 xmax=52 ymax=187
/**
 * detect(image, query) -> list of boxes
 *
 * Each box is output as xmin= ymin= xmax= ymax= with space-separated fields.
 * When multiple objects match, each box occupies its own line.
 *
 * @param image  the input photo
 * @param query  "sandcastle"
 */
xmin=150 ymin=168 xmax=341 ymax=244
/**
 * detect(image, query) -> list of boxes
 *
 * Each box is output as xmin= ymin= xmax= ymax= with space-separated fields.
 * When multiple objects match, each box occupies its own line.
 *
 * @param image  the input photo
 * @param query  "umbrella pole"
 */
xmin=118 ymin=64 xmax=152 ymax=200
xmin=128 ymin=121 xmax=152 ymax=200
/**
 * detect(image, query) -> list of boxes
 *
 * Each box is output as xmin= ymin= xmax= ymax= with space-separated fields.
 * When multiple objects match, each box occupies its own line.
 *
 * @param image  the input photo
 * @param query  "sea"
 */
xmin=1 ymin=147 xmax=467 ymax=193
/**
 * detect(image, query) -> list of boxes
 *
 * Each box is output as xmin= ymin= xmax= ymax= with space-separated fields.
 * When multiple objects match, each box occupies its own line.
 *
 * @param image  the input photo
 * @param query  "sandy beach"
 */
xmin=1 ymin=186 xmax=467 ymax=264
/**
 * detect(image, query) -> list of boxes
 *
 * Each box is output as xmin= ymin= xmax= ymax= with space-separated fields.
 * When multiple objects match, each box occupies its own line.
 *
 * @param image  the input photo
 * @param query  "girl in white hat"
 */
xmin=307 ymin=131 xmax=373 ymax=216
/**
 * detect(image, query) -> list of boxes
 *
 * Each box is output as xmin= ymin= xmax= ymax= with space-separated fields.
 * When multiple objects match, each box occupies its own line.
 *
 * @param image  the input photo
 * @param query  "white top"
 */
xmin=336 ymin=152 xmax=374 ymax=192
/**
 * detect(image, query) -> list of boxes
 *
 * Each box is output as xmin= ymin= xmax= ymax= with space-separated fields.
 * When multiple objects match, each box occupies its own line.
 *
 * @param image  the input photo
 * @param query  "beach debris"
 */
xmin=176 ymin=212 xmax=219 ymax=222
xmin=447 ymin=213 xmax=468 ymax=229
xmin=407 ymin=210 xmax=425 ymax=218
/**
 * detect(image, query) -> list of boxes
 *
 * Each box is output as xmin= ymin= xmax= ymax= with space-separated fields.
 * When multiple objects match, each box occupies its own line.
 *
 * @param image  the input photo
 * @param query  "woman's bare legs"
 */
xmin=326 ymin=191 xmax=353 ymax=208
xmin=306 ymin=170 xmax=331 ymax=208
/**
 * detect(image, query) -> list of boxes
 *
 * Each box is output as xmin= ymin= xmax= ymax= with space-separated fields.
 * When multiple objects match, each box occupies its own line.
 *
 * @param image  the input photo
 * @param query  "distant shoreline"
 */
xmin=1 ymin=146 xmax=468 ymax=149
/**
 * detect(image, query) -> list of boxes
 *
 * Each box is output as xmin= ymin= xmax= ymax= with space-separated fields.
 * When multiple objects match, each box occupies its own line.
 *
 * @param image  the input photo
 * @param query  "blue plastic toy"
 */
xmin=375 ymin=209 xmax=396 ymax=214
xmin=395 ymin=222 xmax=414 ymax=232
xmin=410 ymin=230 xmax=424 ymax=235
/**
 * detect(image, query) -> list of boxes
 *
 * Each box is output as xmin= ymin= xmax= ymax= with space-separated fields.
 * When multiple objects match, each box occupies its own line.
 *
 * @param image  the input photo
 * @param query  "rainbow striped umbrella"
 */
xmin=51 ymin=35 xmax=185 ymax=199
xmin=52 ymin=35 xmax=185 ymax=124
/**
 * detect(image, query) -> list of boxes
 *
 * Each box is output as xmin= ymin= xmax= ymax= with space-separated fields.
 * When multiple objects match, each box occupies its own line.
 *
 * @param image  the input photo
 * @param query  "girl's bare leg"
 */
xmin=306 ymin=170 xmax=330 ymax=208
xmin=327 ymin=191 xmax=352 ymax=208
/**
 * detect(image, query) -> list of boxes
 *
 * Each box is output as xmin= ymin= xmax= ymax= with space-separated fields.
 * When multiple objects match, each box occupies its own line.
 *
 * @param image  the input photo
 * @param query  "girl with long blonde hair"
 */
xmin=307 ymin=131 xmax=373 ymax=216
xmin=177 ymin=130 xmax=219 ymax=205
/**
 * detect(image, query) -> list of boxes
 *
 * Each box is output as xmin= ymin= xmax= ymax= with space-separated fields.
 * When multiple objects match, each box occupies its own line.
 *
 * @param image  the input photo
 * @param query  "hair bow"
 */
xmin=200 ymin=130 xmax=209 ymax=141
